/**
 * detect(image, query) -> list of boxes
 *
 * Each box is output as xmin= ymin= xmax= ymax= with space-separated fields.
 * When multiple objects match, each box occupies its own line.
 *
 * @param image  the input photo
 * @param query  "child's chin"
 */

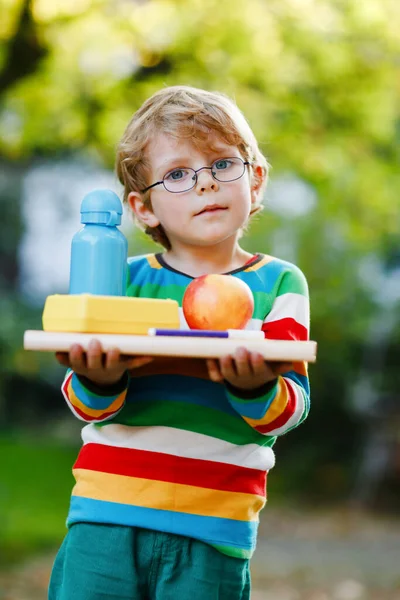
xmin=196 ymin=232 xmax=236 ymax=246
xmin=203 ymin=222 xmax=244 ymax=240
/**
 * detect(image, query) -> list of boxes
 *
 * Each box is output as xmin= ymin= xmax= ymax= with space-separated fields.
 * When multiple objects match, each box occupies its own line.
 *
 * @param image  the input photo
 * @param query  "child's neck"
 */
xmin=163 ymin=243 xmax=254 ymax=278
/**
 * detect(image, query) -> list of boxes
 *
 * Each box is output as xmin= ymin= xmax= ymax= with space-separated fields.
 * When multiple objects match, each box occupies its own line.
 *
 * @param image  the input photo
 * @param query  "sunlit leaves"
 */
xmin=0 ymin=0 xmax=398 ymax=253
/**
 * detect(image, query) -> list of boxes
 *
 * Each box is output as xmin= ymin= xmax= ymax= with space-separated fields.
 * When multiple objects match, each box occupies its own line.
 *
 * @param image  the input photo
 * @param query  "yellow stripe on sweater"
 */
xmin=293 ymin=361 xmax=308 ymax=377
xmin=244 ymin=255 xmax=275 ymax=272
xmin=72 ymin=469 xmax=265 ymax=522
xmin=243 ymin=378 xmax=289 ymax=427
xmin=146 ymin=254 xmax=162 ymax=269
xmin=68 ymin=382 xmax=126 ymax=418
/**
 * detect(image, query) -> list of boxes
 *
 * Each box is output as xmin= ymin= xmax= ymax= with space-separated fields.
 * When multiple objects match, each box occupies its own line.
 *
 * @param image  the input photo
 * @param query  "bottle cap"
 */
xmin=80 ymin=189 xmax=123 ymax=226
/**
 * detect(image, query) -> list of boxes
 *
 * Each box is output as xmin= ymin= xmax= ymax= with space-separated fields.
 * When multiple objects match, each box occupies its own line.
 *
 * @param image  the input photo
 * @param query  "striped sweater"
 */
xmin=61 ymin=252 xmax=310 ymax=559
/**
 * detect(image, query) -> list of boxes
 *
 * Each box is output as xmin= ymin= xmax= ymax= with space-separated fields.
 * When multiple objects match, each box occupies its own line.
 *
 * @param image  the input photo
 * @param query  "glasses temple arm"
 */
xmin=141 ymin=181 xmax=163 ymax=193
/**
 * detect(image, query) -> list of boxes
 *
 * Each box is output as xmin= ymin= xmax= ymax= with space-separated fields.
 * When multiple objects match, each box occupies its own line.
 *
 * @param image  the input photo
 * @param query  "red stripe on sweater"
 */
xmin=74 ymin=443 xmax=267 ymax=496
xmin=262 ymin=317 xmax=308 ymax=341
xmin=63 ymin=373 xmax=121 ymax=422
xmin=255 ymin=379 xmax=297 ymax=434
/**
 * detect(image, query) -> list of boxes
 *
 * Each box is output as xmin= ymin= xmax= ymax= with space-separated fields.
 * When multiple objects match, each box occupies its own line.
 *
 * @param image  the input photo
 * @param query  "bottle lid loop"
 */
xmin=80 ymin=190 xmax=123 ymax=226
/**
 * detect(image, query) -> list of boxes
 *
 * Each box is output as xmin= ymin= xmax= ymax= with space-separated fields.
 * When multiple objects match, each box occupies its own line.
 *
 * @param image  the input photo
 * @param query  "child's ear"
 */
xmin=250 ymin=165 xmax=265 ymax=205
xmin=127 ymin=192 xmax=160 ymax=228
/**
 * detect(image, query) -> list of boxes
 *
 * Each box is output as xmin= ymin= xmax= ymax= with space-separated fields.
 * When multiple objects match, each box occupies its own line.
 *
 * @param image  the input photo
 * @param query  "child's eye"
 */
xmin=214 ymin=159 xmax=233 ymax=170
xmin=165 ymin=168 xmax=190 ymax=181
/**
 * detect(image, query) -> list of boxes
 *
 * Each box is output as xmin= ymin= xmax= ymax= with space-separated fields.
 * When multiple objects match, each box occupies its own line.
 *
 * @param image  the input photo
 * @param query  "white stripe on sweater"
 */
xmin=82 ymin=424 xmax=276 ymax=471
xmin=61 ymin=372 xmax=125 ymax=424
xmin=264 ymin=378 xmax=306 ymax=436
xmin=263 ymin=293 xmax=309 ymax=330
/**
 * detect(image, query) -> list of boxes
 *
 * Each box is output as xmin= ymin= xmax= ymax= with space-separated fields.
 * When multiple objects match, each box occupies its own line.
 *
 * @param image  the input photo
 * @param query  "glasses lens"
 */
xmin=163 ymin=168 xmax=196 ymax=193
xmin=212 ymin=158 xmax=245 ymax=182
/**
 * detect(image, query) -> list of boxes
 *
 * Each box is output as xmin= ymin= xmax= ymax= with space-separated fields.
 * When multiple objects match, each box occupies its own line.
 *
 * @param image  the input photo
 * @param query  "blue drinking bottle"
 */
xmin=69 ymin=189 xmax=128 ymax=296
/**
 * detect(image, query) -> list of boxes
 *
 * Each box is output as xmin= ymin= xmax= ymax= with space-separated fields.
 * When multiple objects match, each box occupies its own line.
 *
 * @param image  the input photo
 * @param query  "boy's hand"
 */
xmin=55 ymin=339 xmax=153 ymax=388
xmin=206 ymin=347 xmax=292 ymax=391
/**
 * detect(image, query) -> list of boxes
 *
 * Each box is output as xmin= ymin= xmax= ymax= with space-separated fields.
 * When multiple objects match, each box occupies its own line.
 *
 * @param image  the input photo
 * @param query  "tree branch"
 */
xmin=0 ymin=0 xmax=48 ymax=96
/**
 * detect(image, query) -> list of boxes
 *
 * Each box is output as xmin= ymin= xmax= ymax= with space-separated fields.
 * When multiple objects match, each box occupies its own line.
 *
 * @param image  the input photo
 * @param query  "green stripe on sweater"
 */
xmin=276 ymin=268 xmax=308 ymax=297
xmin=98 ymin=400 xmax=274 ymax=447
xmin=127 ymin=283 xmax=185 ymax=303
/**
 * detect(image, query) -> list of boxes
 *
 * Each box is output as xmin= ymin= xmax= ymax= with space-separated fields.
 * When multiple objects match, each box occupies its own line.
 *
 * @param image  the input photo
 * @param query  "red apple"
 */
xmin=182 ymin=274 xmax=254 ymax=330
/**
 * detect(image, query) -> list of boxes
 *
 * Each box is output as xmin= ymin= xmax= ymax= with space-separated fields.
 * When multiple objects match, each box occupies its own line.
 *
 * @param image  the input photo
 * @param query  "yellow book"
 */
xmin=42 ymin=294 xmax=180 ymax=335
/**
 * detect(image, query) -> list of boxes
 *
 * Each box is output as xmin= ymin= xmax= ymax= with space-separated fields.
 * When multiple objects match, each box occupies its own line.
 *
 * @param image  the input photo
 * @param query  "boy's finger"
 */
xmin=250 ymin=352 xmax=268 ymax=376
xmin=69 ymin=344 xmax=86 ymax=371
xmin=86 ymin=339 xmax=104 ymax=370
xmin=232 ymin=347 xmax=251 ymax=377
xmin=273 ymin=361 xmax=293 ymax=375
xmin=128 ymin=356 xmax=154 ymax=369
xmin=55 ymin=352 xmax=70 ymax=367
xmin=206 ymin=359 xmax=223 ymax=382
xmin=219 ymin=355 xmax=236 ymax=379
xmin=105 ymin=347 xmax=121 ymax=369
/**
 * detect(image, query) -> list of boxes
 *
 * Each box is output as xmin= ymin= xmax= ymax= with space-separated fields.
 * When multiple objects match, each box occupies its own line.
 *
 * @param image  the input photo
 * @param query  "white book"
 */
xmin=24 ymin=330 xmax=317 ymax=362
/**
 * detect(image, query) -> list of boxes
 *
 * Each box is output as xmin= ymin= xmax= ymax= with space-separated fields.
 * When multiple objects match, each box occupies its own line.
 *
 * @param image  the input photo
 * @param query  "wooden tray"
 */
xmin=24 ymin=330 xmax=317 ymax=362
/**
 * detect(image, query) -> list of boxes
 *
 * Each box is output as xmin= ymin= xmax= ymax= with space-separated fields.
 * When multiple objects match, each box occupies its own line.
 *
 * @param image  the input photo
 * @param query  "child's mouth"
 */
xmin=196 ymin=205 xmax=228 ymax=215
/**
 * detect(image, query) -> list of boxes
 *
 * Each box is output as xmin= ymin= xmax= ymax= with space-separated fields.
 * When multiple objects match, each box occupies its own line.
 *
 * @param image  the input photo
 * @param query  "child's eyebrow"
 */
xmin=153 ymin=158 xmax=189 ymax=178
xmin=158 ymin=157 xmax=189 ymax=171
xmin=156 ymin=148 xmax=238 ymax=174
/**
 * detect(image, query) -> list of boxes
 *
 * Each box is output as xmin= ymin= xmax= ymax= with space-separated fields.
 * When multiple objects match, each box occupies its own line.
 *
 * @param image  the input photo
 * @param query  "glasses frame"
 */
xmin=141 ymin=157 xmax=251 ymax=194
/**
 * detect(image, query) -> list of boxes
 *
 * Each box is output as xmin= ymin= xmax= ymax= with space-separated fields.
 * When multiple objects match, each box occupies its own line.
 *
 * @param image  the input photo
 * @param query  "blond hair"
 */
xmin=116 ymin=85 xmax=269 ymax=249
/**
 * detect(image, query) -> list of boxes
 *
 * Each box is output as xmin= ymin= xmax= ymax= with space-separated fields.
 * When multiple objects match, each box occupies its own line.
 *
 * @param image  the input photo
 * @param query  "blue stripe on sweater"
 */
xmin=68 ymin=496 xmax=258 ymax=551
xmin=127 ymin=375 xmax=239 ymax=417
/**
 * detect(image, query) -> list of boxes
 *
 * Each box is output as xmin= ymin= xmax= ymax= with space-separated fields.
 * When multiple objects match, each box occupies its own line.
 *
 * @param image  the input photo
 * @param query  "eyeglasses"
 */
xmin=141 ymin=157 xmax=251 ymax=194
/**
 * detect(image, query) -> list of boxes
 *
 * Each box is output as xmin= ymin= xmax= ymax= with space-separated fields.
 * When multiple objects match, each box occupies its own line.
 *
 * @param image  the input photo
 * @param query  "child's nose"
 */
xmin=195 ymin=170 xmax=219 ymax=194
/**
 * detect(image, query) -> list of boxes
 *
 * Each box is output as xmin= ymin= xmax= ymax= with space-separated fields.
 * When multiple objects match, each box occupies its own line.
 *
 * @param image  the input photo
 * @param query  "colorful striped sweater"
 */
xmin=61 ymin=252 xmax=310 ymax=559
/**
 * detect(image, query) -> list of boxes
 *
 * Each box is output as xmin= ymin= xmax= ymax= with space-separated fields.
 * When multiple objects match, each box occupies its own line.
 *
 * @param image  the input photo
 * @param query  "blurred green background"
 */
xmin=1 ymin=0 xmax=399 ymax=595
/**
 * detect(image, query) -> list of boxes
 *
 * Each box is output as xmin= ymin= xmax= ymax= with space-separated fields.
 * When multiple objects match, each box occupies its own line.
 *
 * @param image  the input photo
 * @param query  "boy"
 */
xmin=49 ymin=86 xmax=310 ymax=600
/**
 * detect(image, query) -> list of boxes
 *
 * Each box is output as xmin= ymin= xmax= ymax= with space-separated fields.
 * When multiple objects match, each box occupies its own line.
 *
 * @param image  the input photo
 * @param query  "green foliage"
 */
xmin=0 ymin=434 xmax=78 ymax=565
xmin=1 ymin=0 xmax=398 ymax=248
xmin=0 ymin=1 xmax=398 ymax=564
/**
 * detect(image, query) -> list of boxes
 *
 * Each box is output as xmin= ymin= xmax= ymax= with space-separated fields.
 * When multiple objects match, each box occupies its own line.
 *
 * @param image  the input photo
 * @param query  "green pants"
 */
xmin=49 ymin=523 xmax=251 ymax=600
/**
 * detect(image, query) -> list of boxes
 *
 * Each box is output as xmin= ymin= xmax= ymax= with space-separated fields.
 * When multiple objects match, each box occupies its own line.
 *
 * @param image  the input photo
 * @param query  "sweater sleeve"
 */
xmin=61 ymin=369 xmax=129 ymax=423
xmin=225 ymin=264 xmax=311 ymax=437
